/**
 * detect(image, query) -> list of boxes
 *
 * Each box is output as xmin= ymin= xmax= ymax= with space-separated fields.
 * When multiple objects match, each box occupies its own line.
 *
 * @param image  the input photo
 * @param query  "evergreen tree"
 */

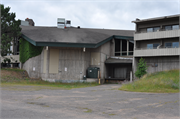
xmin=135 ymin=58 xmax=148 ymax=78
xmin=1 ymin=4 xmax=21 ymax=56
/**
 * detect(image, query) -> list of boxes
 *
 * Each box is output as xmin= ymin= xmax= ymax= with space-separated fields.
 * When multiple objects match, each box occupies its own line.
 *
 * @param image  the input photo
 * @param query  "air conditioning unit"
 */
xmin=66 ymin=20 xmax=71 ymax=27
xmin=57 ymin=18 xmax=65 ymax=29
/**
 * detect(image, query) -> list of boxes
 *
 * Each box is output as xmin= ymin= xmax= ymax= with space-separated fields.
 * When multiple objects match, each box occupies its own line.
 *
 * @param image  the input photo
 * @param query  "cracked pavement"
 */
xmin=1 ymin=84 xmax=179 ymax=119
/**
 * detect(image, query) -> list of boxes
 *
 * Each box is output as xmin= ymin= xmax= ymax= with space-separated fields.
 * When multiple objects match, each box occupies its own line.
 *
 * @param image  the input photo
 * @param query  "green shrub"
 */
xmin=135 ymin=58 xmax=148 ymax=78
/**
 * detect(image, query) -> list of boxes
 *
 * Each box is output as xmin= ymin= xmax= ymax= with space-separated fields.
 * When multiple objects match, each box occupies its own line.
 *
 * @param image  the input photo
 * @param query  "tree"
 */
xmin=135 ymin=58 xmax=148 ymax=79
xmin=1 ymin=4 xmax=21 ymax=56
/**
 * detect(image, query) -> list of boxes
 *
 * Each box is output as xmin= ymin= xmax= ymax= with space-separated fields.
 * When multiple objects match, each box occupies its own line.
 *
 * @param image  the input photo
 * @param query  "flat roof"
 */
xmin=132 ymin=14 xmax=180 ymax=23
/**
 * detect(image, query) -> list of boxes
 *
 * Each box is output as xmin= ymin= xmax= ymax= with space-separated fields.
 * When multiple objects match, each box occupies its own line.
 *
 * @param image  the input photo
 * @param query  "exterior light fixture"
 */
xmin=46 ymin=46 xmax=48 ymax=50
xmin=83 ymin=47 xmax=86 ymax=52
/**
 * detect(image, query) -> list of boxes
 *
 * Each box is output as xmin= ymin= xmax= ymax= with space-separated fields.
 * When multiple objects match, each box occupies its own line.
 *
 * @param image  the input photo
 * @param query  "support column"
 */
xmin=120 ymin=40 xmax=122 ymax=56
xmin=45 ymin=48 xmax=49 ymax=79
xmin=127 ymin=40 xmax=129 ymax=56
xmin=111 ymin=38 xmax=115 ymax=56
xmin=134 ymin=41 xmax=136 ymax=49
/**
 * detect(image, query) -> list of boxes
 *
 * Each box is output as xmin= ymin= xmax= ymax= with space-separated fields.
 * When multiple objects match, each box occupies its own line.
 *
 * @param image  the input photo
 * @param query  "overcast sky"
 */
xmin=1 ymin=0 xmax=180 ymax=30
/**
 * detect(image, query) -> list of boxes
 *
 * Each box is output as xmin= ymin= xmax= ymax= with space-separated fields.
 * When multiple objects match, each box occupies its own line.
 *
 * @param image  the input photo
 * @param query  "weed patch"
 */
xmin=119 ymin=69 xmax=179 ymax=93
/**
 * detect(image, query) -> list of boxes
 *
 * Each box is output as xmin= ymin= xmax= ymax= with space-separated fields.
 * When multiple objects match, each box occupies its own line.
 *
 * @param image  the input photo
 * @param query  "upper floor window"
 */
xmin=147 ymin=43 xmax=159 ymax=49
xmin=147 ymin=27 xmax=160 ymax=32
xmin=172 ymin=25 xmax=179 ymax=30
xmin=165 ymin=26 xmax=172 ymax=30
xmin=165 ymin=25 xmax=179 ymax=31
xmin=165 ymin=42 xmax=179 ymax=48
xmin=153 ymin=27 xmax=160 ymax=32
xmin=147 ymin=28 xmax=153 ymax=32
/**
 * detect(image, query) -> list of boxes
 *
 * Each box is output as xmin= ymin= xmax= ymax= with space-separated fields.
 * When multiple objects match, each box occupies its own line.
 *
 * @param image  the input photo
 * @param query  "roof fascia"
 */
xmin=22 ymin=34 xmax=134 ymax=48
xmin=22 ymin=34 xmax=36 ymax=46
xmin=36 ymin=42 xmax=96 ymax=48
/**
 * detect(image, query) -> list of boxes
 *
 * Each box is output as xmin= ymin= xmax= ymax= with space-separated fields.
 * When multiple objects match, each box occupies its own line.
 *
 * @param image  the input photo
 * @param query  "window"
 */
xmin=172 ymin=25 xmax=179 ymax=30
xmin=147 ymin=43 xmax=159 ymax=49
xmin=165 ymin=42 xmax=179 ymax=48
xmin=172 ymin=42 xmax=179 ymax=48
xmin=114 ymin=39 xmax=134 ymax=56
xmin=115 ymin=39 xmax=120 ymax=52
xmin=147 ymin=44 xmax=153 ymax=49
xmin=153 ymin=27 xmax=160 ymax=32
xmin=129 ymin=42 xmax=134 ymax=51
xmin=165 ymin=42 xmax=172 ymax=48
xmin=147 ymin=27 xmax=160 ymax=32
xmin=153 ymin=44 xmax=159 ymax=48
xmin=165 ymin=26 xmax=172 ymax=31
xmin=147 ymin=28 xmax=153 ymax=32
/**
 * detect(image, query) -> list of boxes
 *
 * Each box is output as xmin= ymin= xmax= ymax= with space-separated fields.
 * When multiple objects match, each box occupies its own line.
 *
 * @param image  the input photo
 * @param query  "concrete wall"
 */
xmin=22 ymin=40 xmax=114 ymax=82
xmin=22 ymin=51 xmax=42 ymax=78
xmin=134 ymin=56 xmax=179 ymax=74
xmin=90 ymin=41 xmax=112 ymax=79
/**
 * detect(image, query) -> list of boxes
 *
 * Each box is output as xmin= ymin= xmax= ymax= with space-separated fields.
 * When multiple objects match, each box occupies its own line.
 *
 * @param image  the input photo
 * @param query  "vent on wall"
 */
xmin=57 ymin=18 xmax=65 ymax=29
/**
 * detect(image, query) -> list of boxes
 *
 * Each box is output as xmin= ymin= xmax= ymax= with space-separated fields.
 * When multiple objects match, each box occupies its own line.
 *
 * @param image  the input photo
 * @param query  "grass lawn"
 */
xmin=0 ymin=68 xmax=99 ymax=90
xmin=119 ymin=69 xmax=179 ymax=93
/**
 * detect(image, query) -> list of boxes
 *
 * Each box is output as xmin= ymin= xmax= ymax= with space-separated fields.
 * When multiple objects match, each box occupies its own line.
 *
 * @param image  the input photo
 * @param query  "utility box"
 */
xmin=86 ymin=67 xmax=100 ymax=78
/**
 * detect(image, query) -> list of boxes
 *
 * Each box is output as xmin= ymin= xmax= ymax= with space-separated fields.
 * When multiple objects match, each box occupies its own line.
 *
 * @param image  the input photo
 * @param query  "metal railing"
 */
xmin=115 ymin=51 xmax=133 ymax=56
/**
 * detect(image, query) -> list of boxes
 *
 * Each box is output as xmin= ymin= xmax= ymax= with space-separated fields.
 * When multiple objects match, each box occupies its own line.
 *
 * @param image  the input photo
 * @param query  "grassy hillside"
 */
xmin=0 ymin=68 xmax=99 ymax=89
xmin=119 ymin=69 xmax=179 ymax=93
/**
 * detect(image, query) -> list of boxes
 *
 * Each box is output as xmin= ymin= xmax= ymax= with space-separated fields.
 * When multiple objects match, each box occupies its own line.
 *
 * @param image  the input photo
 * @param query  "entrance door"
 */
xmin=114 ymin=67 xmax=127 ymax=78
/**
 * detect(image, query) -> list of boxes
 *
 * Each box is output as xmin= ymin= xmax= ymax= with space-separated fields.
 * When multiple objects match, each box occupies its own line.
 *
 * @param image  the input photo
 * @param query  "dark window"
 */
xmin=147 ymin=43 xmax=159 ymax=49
xmin=165 ymin=42 xmax=172 ymax=48
xmin=147 ymin=44 xmax=153 ymax=49
xmin=122 ymin=53 xmax=127 ymax=56
xmin=153 ymin=44 xmax=159 ymax=49
xmin=115 ymin=39 xmax=120 ymax=52
xmin=165 ymin=26 xmax=172 ymax=30
xmin=115 ymin=53 xmax=120 ymax=56
xmin=17 ymin=41 xmax=19 ymax=52
xmin=165 ymin=42 xmax=179 ymax=48
xmin=172 ymin=42 xmax=179 ymax=48
xmin=153 ymin=27 xmax=160 ymax=32
xmin=129 ymin=42 xmax=134 ymax=51
xmin=147 ymin=28 xmax=153 ymax=32
xmin=129 ymin=52 xmax=133 ymax=55
xmin=172 ymin=25 xmax=179 ymax=30
xmin=122 ymin=40 xmax=127 ymax=52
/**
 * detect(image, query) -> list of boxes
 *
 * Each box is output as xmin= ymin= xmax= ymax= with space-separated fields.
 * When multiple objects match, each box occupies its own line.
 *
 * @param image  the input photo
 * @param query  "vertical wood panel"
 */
xmin=49 ymin=48 xmax=59 ymax=73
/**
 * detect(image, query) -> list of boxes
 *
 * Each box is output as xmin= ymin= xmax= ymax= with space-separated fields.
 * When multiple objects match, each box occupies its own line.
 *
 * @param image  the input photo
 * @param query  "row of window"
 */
xmin=147 ymin=42 xmax=179 ymax=49
xmin=140 ymin=24 xmax=179 ymax=33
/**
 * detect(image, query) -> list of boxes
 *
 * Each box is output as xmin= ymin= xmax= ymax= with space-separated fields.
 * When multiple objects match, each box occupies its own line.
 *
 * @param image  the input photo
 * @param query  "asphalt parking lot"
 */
xmin=1 ymin=84 xmax=179 ymax=119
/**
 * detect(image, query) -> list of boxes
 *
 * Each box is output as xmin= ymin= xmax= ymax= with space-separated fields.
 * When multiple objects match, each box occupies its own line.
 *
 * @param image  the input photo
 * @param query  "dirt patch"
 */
xmin=1 ymin=70 xmax=24 ymax=79
xmin=1 ymin=69 xmax=41 ymax=80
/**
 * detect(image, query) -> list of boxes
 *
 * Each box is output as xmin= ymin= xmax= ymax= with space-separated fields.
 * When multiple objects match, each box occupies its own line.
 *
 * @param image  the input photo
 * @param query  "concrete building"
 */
xmin=132 ymin=14 xmax=180 ymax=74
xmin=20 ymin=18 xmax=134 ymax=82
